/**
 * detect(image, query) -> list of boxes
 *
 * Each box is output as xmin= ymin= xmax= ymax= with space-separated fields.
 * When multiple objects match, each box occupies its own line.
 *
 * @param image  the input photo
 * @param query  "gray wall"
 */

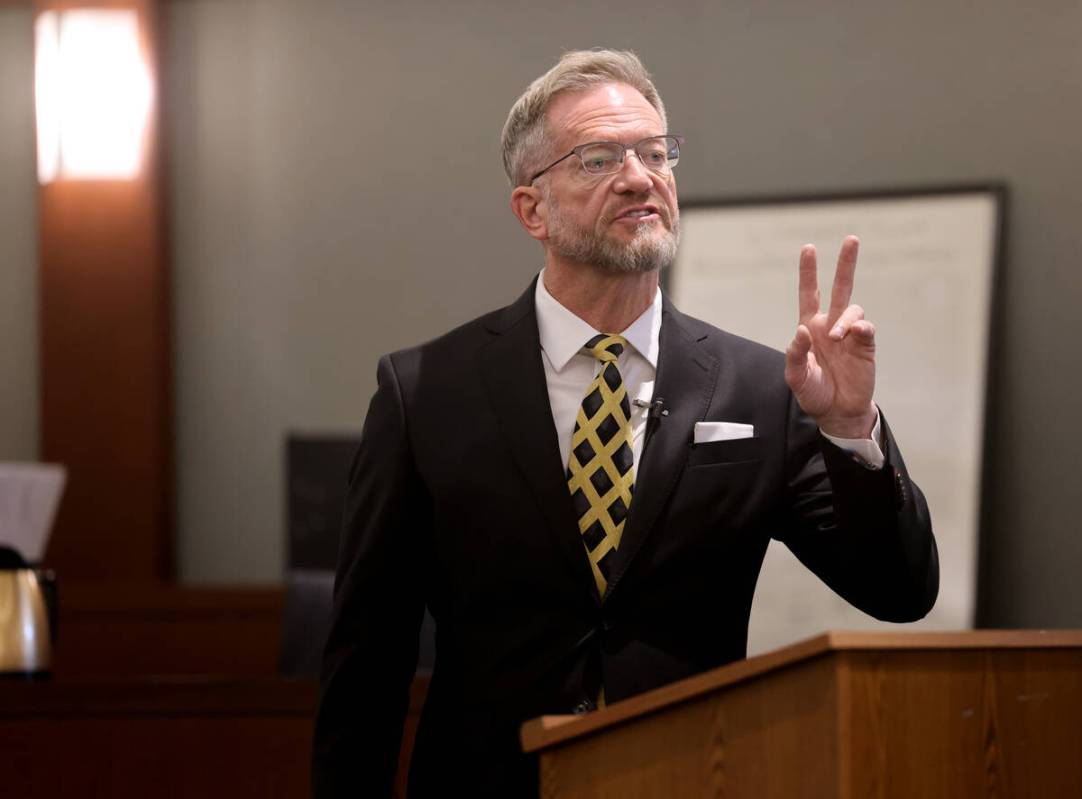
xmin=0 ymin=6 xmax=39 ymax=463
xmin=3 ymin=1 xmax=1079 ymax=625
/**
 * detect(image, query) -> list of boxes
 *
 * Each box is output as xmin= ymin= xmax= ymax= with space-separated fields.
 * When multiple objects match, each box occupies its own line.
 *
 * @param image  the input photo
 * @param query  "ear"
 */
xmin=510 ymin=185 xmax=548 ymax=242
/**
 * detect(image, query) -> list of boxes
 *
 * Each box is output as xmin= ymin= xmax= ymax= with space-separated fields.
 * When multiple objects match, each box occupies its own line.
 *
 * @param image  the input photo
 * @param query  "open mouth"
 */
xmin=615 ymin=205 xmax=661 ymax=223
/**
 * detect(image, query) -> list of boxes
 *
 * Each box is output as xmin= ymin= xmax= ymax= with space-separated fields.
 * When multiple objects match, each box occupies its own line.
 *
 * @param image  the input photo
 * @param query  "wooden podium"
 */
xmin=521 ymin=631 xmax=1082 ymax=798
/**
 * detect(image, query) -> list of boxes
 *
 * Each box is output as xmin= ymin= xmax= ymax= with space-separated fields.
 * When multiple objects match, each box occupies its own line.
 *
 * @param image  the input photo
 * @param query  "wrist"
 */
xmin=818 ymin=404 xmax=878 ymax=440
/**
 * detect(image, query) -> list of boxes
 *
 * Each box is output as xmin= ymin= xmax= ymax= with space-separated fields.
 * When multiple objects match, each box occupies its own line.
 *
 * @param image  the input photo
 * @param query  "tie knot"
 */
xmin=585 ymin=334 xmax=628 ymax=363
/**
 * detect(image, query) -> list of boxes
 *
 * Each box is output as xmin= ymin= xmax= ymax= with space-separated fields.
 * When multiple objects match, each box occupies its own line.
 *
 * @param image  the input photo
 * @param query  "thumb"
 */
xmin=786 ymin=325 xmax=812 ymax=367
xmin=785 ymin=325 xmax=812 ymax=388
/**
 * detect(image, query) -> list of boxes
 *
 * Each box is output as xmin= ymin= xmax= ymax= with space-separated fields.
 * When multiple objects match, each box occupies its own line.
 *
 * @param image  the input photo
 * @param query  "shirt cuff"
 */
xmin=820 ymin=408 xmax=884 ymax=470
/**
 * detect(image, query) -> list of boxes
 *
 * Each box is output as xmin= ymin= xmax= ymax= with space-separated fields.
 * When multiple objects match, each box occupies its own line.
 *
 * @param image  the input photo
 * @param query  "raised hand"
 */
xmin=784 ymin=235 xmax=878 ymax=439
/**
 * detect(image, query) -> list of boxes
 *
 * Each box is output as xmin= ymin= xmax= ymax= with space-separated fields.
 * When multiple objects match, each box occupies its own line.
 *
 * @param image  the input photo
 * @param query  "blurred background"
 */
xmin=2 ymin=1 xmax=1081 ymax=794
xmin=2 ymin=0 xmax=1082 ymax=632
xmin=5 ymin=0 xmax=1080 ymax=624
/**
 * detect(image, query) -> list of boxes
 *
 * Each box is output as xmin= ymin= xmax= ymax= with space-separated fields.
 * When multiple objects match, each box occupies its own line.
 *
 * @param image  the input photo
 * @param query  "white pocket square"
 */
xmin=694 ymin=421 xmax=755 ymax=444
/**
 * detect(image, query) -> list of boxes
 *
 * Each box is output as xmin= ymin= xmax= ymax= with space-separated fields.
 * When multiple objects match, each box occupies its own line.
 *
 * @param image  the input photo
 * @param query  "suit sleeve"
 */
xmin=311 ymin=354 xmax=430 ymax=797
xmin=776 ymin=395 xmax=940 ymax=623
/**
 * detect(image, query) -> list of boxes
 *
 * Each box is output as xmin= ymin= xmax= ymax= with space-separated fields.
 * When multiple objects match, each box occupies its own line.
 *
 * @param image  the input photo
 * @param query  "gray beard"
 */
xmin=546 ymin=195 xmax=680 ymax=274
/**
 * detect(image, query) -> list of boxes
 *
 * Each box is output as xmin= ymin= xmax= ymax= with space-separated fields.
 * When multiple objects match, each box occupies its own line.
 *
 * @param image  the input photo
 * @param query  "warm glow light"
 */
xmin=34 ymin=9 xmax=153 ymax=183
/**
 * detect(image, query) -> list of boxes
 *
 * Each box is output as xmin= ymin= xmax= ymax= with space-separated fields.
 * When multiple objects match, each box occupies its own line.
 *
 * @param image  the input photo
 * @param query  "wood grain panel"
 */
xmin=527 ymin=633 xmax=1082 ymax=798
xmin=0 ymin=678 xmax=315 ymax=799
xmin=522 ymin=631 xmax=1082 ymax=755
xmin=540 ymin=656 xmax=839 ymax=798
xmin=846 ymin=648 xmax=1082 ymax=798
xmin=52 ymin=584 xmax=286 ymax=677
xmin=0 ymin=675 xmax=430 ymax=799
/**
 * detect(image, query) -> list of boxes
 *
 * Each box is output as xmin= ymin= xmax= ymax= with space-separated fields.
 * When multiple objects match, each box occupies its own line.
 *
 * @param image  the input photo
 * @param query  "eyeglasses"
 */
xmin=528 ymin=135 xmax=684 ymax=184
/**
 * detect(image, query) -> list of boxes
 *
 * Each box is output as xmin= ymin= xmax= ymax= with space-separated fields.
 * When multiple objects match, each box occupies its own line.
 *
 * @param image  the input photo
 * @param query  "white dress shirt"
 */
xmin=534 ymin=271 xmax=883 ymax=473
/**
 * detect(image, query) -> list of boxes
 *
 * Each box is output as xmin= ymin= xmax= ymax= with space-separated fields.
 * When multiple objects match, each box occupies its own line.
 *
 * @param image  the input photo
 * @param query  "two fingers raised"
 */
xmin=798 ymin=235 xmax=861 ymax=324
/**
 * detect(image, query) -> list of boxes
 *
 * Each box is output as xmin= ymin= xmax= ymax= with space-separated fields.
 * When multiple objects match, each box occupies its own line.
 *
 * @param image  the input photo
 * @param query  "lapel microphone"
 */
xmin=633 ymin=397 xmax=669 ymax=420
xmin=634 ymin=397 xmax=669 ymax=456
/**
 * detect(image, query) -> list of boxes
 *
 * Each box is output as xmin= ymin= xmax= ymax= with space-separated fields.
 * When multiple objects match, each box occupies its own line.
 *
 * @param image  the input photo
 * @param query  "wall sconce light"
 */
xmin=34 ymin=9 xmax=153 ymax=184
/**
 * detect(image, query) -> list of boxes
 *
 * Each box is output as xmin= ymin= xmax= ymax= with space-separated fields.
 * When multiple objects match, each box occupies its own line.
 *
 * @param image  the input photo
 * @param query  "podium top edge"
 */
xmin=520 ymin=628 xmax=1082 ymax=753
xmin=820 ymin=629 xmax=1082 ymax=650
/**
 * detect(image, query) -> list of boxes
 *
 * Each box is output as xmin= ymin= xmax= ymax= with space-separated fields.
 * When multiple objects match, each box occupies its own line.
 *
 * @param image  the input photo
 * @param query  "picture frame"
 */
xmin=668 ymin=184 xmax=1006 ymax=653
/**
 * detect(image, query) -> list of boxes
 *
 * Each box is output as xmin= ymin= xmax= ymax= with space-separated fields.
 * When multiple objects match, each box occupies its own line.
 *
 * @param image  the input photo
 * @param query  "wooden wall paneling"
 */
xmin=51 ymin=584 xmax=287 ymax=677
xmin=0 ymin=674 xmax=432 ymax=799
xmin=0 ymin=677 xmax=317 ymax=799
xmin=36 ymin=0 xmax=173 ymax=583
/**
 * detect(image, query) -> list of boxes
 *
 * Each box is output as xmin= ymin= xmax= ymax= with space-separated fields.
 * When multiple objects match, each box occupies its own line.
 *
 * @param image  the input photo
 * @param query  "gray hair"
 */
xmin=500 ymin=49 xmax=668 ymax=188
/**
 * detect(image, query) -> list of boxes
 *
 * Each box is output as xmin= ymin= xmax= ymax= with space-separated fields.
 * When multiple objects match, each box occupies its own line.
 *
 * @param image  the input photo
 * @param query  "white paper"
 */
xmin=0 ymin=463 xmax=67 ymax=563
xmin=693 ymin=421 xmax=755 ymax=443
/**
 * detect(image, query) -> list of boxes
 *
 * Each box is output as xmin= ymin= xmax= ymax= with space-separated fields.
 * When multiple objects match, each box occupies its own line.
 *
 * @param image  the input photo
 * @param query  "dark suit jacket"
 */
xmin=312 ymin=278 xmax=938 ymax=797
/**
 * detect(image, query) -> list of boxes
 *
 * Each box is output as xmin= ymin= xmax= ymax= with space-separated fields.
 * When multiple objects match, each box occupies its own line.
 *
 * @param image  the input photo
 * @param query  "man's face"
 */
xmin=539 ymin=83 xmax=680 ymax=274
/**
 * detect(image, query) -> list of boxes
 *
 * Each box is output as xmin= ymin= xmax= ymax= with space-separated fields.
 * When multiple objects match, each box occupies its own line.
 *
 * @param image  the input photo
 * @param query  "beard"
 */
xmin=544 ymin=192 xmax=680 ymax=274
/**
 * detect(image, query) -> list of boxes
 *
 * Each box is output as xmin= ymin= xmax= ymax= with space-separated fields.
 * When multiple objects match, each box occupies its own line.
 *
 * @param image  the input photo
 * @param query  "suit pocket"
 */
xmin=687 ymin=435 xmax=765 ymax=467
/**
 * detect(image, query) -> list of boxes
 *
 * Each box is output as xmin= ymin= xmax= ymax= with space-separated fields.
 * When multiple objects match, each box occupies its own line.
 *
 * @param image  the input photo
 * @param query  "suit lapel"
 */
xmin=478 ymin=279 xmax=600 ymax=602
xmin=603 ymin=298 xmax=720 ymax=600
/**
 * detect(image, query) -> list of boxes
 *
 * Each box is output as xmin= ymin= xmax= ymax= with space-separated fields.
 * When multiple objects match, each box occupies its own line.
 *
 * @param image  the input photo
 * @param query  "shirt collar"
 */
xmin=535 ymin=270 xmax=662 ymax=372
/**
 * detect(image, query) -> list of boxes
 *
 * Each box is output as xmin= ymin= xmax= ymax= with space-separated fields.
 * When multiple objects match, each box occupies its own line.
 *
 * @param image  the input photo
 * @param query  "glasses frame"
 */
xmin=528 ymin=134 xmax=685 ymax=185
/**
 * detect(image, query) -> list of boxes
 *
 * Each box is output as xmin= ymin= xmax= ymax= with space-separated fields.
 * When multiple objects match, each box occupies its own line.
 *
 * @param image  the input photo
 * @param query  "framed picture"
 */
xmin=668 ymin=184 xmax=1006 ymax=654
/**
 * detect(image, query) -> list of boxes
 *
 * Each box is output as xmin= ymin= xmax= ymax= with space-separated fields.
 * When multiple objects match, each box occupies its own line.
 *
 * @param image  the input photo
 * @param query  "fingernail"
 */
xmin=830 ymin=326 xmax=843 ymax=339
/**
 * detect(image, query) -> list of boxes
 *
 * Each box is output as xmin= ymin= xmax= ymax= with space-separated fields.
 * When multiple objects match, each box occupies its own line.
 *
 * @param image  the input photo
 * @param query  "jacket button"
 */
xmin=572 ymin=699 xmax=597 ymax=715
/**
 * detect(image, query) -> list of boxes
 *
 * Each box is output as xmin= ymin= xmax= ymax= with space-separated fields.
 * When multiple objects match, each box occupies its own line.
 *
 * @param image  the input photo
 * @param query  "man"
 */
xmin=312 ymin=50 xmax=938 ymax=797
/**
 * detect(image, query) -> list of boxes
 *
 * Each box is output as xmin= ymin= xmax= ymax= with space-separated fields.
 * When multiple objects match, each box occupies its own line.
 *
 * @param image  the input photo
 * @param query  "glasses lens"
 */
xmin=636 ymin=136 xmax=680 ymax=173
xmin=577 ymin=142 xmax=625 ymax=174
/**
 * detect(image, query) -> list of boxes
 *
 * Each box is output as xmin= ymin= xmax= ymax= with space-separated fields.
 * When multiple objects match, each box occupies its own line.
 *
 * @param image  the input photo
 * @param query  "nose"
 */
xmin=611 ymin=147 xmax=653 ymax=194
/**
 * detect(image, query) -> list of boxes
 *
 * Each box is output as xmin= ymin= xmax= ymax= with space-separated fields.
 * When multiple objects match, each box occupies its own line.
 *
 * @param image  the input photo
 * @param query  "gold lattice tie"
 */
xmin=567 ymin=334 xmax=635 ymax=596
